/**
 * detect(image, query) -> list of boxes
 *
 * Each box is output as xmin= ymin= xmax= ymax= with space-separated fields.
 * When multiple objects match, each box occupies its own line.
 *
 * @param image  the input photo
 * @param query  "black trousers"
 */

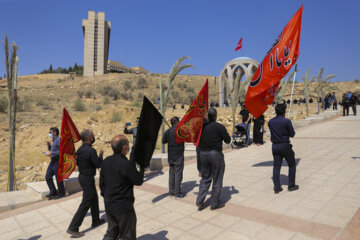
xmin=45 ymin=159 xmax=65 ymax=196
xmin=196 ymin=147 xmax=201 ymax=174
xmin=253 ymin=124 xmax=264 ymax=144
xmin=103 ymin=211 xmax=136 ymax=240
xmin=272 ymin=143 xmax=296 ymax=190
xmin=196 ymin=150 xmax=225 ymax=208
xmin=333 ymin=102 xmax=337 ymax=110
xmin=351 ymin=104 xmax=357 ymax=115
xmin=168 ymin=157 xmax=184 ymax=196
xmin=343 ymin=104 xmax=349 ymax=116
xmin=69 ymin=175 xmax=100 ymax=231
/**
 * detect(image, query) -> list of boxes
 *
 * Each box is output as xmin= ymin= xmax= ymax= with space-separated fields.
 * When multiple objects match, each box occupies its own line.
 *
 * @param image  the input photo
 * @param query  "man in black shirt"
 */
xmin=268 ymin=103 xmax=298 ymax=194
xmin=67 ymin=129 xmax=104 ymax=238
xmin=350 ymin=93 xmax=357 ymax=116
xmin=100 ymin=135 xmax=144 ymax=240
xmin=196 ymin=108 xmax=231 ymax=211
xmin=162 ymin=116 xmax=185 ymax=199
xmin=124 ymin=117 xmax=139 ymax=146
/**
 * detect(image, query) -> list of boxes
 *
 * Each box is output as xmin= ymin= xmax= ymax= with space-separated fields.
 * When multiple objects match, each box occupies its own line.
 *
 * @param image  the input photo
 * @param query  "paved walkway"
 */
xmin=1 ymin=107 xmax=359 ymax=240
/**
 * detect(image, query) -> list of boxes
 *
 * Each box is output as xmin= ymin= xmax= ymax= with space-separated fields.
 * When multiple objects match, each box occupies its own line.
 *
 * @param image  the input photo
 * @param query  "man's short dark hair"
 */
xmin=50 ymin=127 xmax=59 ymax=136
xmin=111 ymin=135 xmax=128 ymax=154
xmin=170 ymin=116 xmax=180 ymax=126
xmin=80 ymin=129 xmax=92 ymax=142
xmin=275 ymin=103 xmax=287 ymax=116
xmin=208 ymin=107 xmax=217 ymax=121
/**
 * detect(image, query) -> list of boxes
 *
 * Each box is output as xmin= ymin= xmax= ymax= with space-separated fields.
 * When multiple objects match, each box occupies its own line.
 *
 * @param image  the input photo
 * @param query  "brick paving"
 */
xmin=0 ymin=107 xmax=359 ymax=240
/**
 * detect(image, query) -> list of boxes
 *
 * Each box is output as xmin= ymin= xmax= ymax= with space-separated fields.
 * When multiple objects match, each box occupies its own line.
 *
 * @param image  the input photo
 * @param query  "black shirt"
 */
xmin=162 ymin=126 xmax=185 ymax=163
xmin=76 ymin=143 xmax=103 ymax=177
xmin=100 ymin=154 xmax=144 ymax=214
xmin=268 ymin=115 xmax=295 ymax=144
xmin=199 ymin=120 xmax=231 ymax=152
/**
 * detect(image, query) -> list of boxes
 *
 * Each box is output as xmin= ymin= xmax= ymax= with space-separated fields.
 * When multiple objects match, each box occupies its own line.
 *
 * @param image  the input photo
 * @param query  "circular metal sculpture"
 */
xmin=219 ymin=57 xmax=259 ymax=107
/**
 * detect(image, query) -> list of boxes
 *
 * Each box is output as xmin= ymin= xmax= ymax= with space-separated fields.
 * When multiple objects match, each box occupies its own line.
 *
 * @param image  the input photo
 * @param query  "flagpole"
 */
xmin=288 ymin=64 xmax=298 ymax=118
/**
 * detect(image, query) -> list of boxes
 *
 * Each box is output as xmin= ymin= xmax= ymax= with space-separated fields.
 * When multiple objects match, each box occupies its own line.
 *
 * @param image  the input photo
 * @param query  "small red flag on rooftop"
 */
xmin=57 ymin=108 xmax=81 ymax=182
xmin=245 ymin=6 xmax=303 ymax=118
xmin=235 ymin=37 xmax=243 ymax=51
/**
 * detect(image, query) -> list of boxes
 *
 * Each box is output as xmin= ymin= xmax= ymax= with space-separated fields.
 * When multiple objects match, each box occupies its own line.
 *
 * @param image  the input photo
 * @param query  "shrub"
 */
xmin=0 ymin=97 xmax=7 ymax=112
xmin=186 ymin=87 xmax=194 ymax=94
xmin=36 ymin=99 xmax=50 ymax=110
xmin=85 ymin=90 xmax=94 ymax=98
xmin=111 ymin=111 xmax=122 ymax=123
xmin=120 ymin=92 xmax=133 ymax=101
xmin=354 ymin=79 xmax=360 ymax=84
xmin=73 ymin=99 xmax=86 ymax=111
xmin=137 ymin=77 xmax=148 ymax=89
xmin=137 ymin=92 xmax=144 ymax=101
xmin=124 ymin=80 xmax=132 ymax=91
xmin=104 ymin=96 xmax=110 ymax=105
xmin=99 ymin=86 xmax=119 ymax=99
xmin=96 ymin=105 xmax=102 ymax=111
xmin=17 ymin=96 xmax=32 ymax=112
xmin=77 ymin=90 xmax=84 ymax=98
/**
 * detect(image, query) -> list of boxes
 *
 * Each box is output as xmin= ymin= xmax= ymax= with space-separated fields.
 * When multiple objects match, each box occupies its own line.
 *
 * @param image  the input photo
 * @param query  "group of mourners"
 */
xmin=339 ymin=91 xmax=358 ymax=116
xmin=43 ymin=101 xmax=298 ymax=239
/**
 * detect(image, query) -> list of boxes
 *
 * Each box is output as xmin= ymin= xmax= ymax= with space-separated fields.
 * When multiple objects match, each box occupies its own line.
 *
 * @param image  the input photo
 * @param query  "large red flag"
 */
xmin=245 ymin=6 xmax=303 ymax=118
xmin=175 ymin=79 xmax=208 ymax=146
xmin=57 ymin=108 xmax=81 ymax=182
xmin=235 ymin=37 xmax=243 ymax=51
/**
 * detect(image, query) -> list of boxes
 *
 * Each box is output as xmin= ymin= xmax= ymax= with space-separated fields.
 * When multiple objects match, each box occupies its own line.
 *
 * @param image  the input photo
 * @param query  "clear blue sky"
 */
xmin=0 ymin=0 xmax=359 ymax=82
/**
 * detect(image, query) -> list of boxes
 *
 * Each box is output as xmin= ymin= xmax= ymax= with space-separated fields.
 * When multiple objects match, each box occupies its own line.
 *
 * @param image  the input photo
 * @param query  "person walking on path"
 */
xmin=196 ymin=108 xmax=231 ymax=211
xmin=67 ymin=129 xmax=105 ymax=238
xmin=44 ymin=127 xmax=65 ymax=200
xmin=350 ymin=93 xmax=357 ymax=116
xmin=268 ymin=103 xmax=299 ymax=194
xmin=100 ymin=135 xmax=144 ymax=240
xmin=124 ymin=117 xmax=139 ymax=146
xmin=332 ymin=92 xmax=337 ymax=110
xmin=342 ymin=93 xmax=349 ymax=116
xmin=162 ymin=116 xmax=185 ymax=199
xmin=253 ymin=115 xmax=265 ymax=146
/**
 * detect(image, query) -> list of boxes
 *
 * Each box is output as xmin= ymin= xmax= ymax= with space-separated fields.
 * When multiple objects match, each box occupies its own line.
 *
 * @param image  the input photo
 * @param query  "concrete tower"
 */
xmin=82 ymin=11 xmax=111 ymax=77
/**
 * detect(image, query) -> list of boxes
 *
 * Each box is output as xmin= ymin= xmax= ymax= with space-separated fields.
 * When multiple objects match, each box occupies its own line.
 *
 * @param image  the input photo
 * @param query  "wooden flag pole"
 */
xmin=288 ymin=64 xmax=298 ymax=118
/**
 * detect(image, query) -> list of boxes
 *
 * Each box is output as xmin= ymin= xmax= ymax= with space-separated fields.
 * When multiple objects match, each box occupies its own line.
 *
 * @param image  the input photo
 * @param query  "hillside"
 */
xmin=0 ymin=72 xmax=359 ymax=191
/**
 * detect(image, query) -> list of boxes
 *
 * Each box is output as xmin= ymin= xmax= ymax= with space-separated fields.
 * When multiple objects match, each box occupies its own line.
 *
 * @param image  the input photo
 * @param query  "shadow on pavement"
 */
xmin=220 ymin=186 xmax=239 ymax=204
xmin=252 ymin=158 xmax=301 ymax=167
xmin=138 ymin=230 xmax=169 ymax=240
xmin=18 ymin=236 xmax=41 ymax=240
xmin=86 ymin=209 xmax=105 ymax=217
xmin=144 ymin=170 xmax=164 ymax=182
xmin=351 ymin=156 xmax=360 ymax=159
xmin=152 ymin=181 xmax=199 ymax=203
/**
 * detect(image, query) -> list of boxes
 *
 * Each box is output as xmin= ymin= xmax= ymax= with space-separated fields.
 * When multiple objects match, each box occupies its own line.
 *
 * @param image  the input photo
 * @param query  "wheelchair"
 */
xmin=231 ymin=123 xmax=249 ymax=149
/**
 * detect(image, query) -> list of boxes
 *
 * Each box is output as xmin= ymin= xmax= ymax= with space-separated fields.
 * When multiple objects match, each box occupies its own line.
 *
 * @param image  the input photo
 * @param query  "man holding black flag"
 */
xmin=162 ymin=116 xmax=185 ymax=199
xmin=196 ymin=108 xmax=231 ymax=211
xmin=67 ymin=129 xmax=105 ymax=238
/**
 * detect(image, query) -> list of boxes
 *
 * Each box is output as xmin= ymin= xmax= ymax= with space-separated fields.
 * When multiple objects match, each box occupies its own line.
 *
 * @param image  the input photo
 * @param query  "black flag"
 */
xmin=130 ymin=96 xmax=162 ymax=168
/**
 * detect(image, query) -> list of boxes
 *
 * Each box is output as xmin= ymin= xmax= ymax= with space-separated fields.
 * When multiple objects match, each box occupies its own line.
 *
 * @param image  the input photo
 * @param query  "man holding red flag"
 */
xmin=245 ymin=6 xmax=303 ymax=118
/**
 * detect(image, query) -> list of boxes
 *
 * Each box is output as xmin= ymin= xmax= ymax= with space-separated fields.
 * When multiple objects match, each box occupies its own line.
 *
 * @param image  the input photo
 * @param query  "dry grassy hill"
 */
xmin=0 ymin=72 xmax=358 ymax=191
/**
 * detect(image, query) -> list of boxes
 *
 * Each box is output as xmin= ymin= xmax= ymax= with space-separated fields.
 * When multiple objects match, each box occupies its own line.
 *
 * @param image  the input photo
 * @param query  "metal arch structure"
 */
xmin=219 ymin=57 xmax=259 ymax=107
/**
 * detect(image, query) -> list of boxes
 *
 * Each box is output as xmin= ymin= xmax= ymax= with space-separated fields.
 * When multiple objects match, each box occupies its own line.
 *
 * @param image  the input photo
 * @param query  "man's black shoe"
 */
xmin=92 ymin=219 xmax=106 ymax=228
xmin=54 ymin=194 xmax=65 ymax=200
xmin=66 ymin=228 xmax=85 ymax=238
xmin=175 ymin=193 xmax=185 ymax=200
xmin=45 ymin=194 xmax=56 ymax=200
xmin=196 ymin=202 xmax=205 ymax=211
xmin=210 ymin=203 xmax=225 ymax=210
xmin=288 ymin=185 xmax=299 ymax=192
xmin=274 ymin=187 xmax=283 ymax=194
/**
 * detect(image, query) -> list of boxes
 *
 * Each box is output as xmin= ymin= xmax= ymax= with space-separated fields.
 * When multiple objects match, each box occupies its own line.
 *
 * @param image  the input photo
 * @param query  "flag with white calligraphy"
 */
xmin=245 ymin=6 xmax=303 ymax=118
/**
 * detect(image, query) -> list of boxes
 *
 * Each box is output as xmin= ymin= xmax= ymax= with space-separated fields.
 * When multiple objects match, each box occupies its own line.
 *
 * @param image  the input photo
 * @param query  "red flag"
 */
xmin=57 ymin=108 xmax=81 ymax=182
xmin=235 ymin=37 xmax=243 ymax=51
xmin=175 ymin=79 xmax=208 ymax=146
xmin=245 ymin=6 xmax=303 ymax=118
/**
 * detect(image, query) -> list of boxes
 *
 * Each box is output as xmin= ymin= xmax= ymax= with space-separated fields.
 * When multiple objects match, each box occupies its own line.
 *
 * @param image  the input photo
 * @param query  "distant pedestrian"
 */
xmin=196 ymin=108 xmax=231 ymax=210
xmin=253 ymin=115 xmax=265 ymax=146
xmin=67 ymin=129 xmax=105 ymax=238
xmin=342 ymin=93 xmax=350 ymax=116
xmin=124 ymin=117 xmax=139 ymax=146
xmin=332 ymin=92 xmax=337 ymax=110
xmin=162 ymin=116 xmax=185 ymax=199
xmin=268 ymin=103 xmax=298 ymax=194
xmin=350 ymin=93 xmax=357 ymax=115
xmin=44 ymin=127 xmax=65 ymax=200
xmin=100 ymin=135 xmax=144 ymax=240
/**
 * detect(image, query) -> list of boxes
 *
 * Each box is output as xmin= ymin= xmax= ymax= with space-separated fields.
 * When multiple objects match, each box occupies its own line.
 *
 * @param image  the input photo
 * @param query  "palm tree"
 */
xmin=160 ymin=57 xmax=194 ymax=153
xmin=313 ymin=68 xmax=336 ymax=114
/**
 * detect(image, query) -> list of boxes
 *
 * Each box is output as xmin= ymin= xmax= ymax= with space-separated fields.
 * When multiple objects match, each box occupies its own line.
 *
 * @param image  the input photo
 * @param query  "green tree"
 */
xmin=49 ymin=64 xmax=53 ymax=72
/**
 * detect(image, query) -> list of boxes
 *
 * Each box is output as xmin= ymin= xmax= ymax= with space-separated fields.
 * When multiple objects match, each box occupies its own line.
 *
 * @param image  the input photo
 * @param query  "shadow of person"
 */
xmin=219 ymin=186 xmax=239 ymax=204
xmin=85 ymin=209 xmax=105 ymax=217
xmin=252 ymin=158 xmax=301 ymax=167
xmin=18 ymin=236 xmax=41 ymax=240
xmin=152 ymin=181 xmax=199 ymax=204
xmin=137 ymin=230 xmax=169 ymax=240
xmin=144 ymin=170 xmax=164 ymax=182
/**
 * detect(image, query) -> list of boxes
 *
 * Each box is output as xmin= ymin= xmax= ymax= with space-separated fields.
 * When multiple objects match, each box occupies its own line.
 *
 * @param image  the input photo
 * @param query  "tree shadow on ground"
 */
xmin=152 ymin=181 xmax=198 ymax=204
xmin=18 ymin=236 xmax=41 ymax=240
xmin=252 ymin=158 xmax=301 ymax=167
xmin=138 ymin=230 xmax=169 ymax=240
xmin=144 ymin=170 xmax=164 ymax=182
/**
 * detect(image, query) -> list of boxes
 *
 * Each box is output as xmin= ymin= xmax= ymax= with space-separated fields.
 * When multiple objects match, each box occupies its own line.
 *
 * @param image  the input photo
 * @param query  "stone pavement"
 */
xmin=0 ymin=107 xmax=359 ymax=240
